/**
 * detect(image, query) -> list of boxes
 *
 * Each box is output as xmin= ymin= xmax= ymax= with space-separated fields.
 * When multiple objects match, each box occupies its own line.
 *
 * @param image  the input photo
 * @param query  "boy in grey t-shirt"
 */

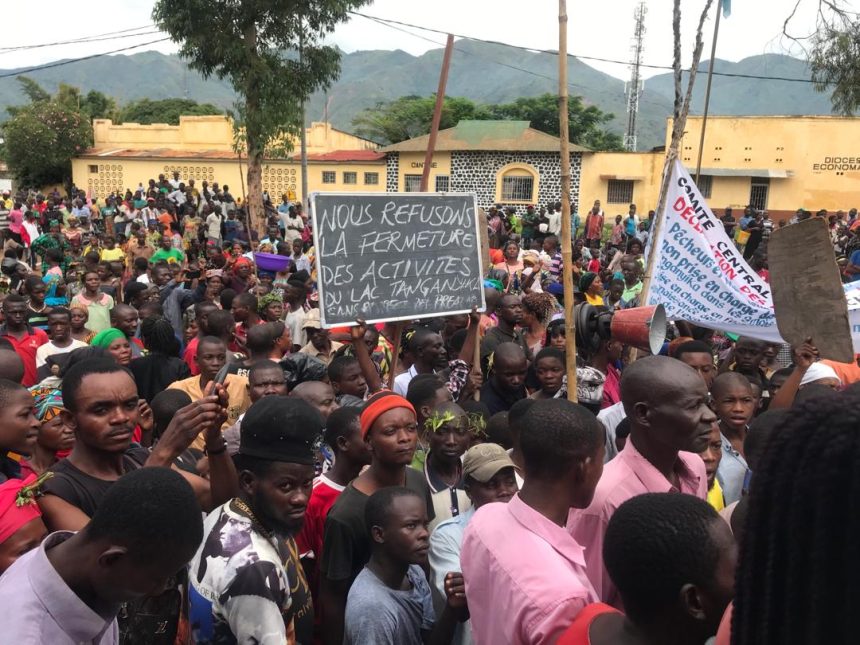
xmin=344 ymin=487 xmax=467 ymax=645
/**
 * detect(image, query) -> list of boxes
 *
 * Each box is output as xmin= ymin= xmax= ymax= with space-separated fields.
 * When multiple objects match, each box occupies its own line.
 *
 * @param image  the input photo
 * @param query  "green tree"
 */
xmin=488 ymin=94 xmax=623 ymax=151
xmin=352 ymin=95 xmax=492 ymax=144
xmin=118 ymin=98 xmax=223 ymax=125
xmin=783 ymin=1 xmax=858 ymax=115
xmin=153 ymin=0 xmax=370 ymax=229
xmin=351 ymin=92 xmax=623 ymax=150
xmin=3 ymin=93 xmax=93 ymax=188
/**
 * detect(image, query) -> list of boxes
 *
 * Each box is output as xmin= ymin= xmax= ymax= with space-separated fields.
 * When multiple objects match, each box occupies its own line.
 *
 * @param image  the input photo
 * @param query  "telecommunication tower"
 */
xmin=624 ymin=2 xmax=647 ymax=152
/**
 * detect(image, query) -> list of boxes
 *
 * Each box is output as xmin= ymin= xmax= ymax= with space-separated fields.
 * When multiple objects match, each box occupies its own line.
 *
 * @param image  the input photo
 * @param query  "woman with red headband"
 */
xmin=319 ymin=391 xmax=435 ymax=645
xmin=0 ymin=474 xmax=49 ymax=575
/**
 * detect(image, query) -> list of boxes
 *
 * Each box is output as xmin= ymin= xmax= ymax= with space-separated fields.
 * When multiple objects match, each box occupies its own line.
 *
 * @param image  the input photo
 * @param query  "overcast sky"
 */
xmin=1 ymin=0 xmax=853 ymax=81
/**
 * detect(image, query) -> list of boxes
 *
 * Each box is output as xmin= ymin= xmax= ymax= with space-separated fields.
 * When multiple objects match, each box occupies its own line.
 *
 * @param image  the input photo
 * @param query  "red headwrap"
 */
xmin=234 ymin=257 xmax=251 ymax=268
xmin=360 ymin=392 xmax=416 ymax=439
xmin=0 ymin=474 xmax=47 ymax=544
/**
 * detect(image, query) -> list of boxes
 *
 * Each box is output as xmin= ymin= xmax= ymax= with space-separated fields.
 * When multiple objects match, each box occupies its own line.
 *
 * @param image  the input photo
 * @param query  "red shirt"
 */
xmin=1 ymin=325 xmax=48 ymax=386
xmin=296 ymin=474 xmax=345 ymax=561
xmin=557 ymin=603 xmax=620 ymax=645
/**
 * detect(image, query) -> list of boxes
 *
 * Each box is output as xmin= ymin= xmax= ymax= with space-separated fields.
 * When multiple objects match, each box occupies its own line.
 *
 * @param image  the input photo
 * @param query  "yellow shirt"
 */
xmin=707 ymin=478 xmax=726 ymax=512
xmin=585 ymin=293 xmax=604 ymax=307
xmin=167 ymin=374 xmax=251 ymax=450
xmin=298 ymin=340 xmax=344 ymax=366
xmin=100 ymin=247 xmax=126 ymax=263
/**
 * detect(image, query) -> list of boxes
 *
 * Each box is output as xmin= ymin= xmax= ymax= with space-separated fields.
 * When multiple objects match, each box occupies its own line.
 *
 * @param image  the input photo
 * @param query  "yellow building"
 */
xmin=579 ymin=115 xmax=860 ymax=221
xmin=72 ymin=116 xmax=385 ymax=203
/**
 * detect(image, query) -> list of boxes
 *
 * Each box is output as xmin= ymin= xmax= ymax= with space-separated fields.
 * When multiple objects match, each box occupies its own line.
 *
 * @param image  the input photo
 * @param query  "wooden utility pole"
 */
xmin=694 ymin=0 xmax=722 ymax=183
xmin=421 ymin=34 xmax=454 ymax=192
xmin=558 ymin=0 xmax=578 ymax=402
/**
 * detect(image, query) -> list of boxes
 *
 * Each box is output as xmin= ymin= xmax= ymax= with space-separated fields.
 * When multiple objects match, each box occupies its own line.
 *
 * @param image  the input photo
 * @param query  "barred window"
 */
xmin=501 ymin=175 xmax=534 ymax=202
xmin=364 ymin=172 xmax=379 ymax=185
xmin=322 ymin=171 xmax=336 ymax=184
xmin=404 ymin=174 xmax=422 ymax=192
xmin=435 ymin=175 xmax=450 ymax=192
xmin=607 ymin=179 xmax=634 ymax=204
xmin=697 ymin=175 xmax=713 ymax=198
xmin=343 ymin=171 xmax=357 ymax=185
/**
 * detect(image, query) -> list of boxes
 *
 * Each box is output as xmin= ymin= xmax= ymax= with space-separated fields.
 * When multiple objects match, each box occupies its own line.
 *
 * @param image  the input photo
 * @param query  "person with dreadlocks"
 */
xmin=715 ymin=386 xmax=860 ymax=645
xmin=520 ymin=292 xmax=557 ymax=356
xmin=129 ymin=316 xmax=191 ymax=403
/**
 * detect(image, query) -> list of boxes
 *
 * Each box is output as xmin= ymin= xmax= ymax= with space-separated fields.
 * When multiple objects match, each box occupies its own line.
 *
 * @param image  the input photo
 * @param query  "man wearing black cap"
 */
xmin=188 ymin=396 xmax=322 ymax=644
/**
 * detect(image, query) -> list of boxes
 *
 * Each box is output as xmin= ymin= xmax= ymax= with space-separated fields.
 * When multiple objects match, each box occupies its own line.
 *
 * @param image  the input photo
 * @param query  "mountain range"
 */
xmin=0 ymin=40 xmax=833 ymax=150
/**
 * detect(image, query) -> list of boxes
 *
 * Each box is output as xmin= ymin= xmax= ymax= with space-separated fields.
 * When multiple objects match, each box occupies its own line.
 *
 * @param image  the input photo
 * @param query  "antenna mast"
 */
xmin=624 ymin=2 xmax=647 ymax=152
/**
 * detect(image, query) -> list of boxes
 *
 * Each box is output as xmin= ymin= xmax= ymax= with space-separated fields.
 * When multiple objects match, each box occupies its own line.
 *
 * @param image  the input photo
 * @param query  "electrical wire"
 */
xmin=0 ymin=25 xmax=157 ymax=53
xmin=348 ymin=10 xmax=824 ymax=85
xmin=0 ymin=38 xmax=171 ymax=79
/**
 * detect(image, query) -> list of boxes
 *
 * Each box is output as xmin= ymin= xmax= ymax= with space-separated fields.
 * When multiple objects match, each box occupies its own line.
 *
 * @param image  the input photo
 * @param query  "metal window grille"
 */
xmin=696 ymin=175 xmax=713 ymax=198
xmin=607 ymin=179 xmax=634 ymax=204
xmin=343 ymin=172 xmax=357 ymax=185
xmin=364 ymin=172 xmax=379 ymax=185
xmin=322 ymin=171 xmax=336 ymax=184
xmin=435 ymin=175 xmax=450 ymax=192
xmin=501 ymin=175 xmax=534 ymax=201
xmin=750 ymin=178 xmax=770 ymax=211
xmin=404 ymin=174 xmax=422 ymax=192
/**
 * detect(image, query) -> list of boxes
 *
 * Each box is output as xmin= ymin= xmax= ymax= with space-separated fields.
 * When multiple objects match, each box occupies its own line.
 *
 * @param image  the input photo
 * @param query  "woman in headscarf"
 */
xmin=579 ymin=272 xmax=604 ymax=306
xmin=20 ymin=387 xmax=74 ymax=477
xmin=90 ymin=328 xmax=132 ymax=366
xmin=0 ymin=475 xmax=49 ymax=575
xmin=258 ymin=292 xmax=284 ymax=323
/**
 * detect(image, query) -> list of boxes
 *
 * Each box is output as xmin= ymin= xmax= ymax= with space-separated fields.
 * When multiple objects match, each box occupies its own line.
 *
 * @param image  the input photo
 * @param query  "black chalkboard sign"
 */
xmin=310 ymin=192 xmax=486 ymax=328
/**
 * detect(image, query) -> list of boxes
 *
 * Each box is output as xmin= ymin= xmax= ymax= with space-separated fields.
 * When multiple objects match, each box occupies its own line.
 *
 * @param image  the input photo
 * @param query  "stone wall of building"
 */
xmin=383 ymin=150 xmax=583 ymax=215
xmin=386 ymin=153 xmax=399 ymax=192
xmin=449 ymin=151 xmax=582 ymax=215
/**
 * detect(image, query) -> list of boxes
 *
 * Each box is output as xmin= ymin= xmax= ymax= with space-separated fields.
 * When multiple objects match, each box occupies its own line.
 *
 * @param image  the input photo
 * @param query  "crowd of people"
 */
xmin=0 ymin=176 xmax=857 ymax=645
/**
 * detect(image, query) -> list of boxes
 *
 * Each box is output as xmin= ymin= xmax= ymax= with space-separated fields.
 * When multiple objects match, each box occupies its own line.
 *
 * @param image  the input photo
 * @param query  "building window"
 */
xmin=435 ymin=175 xmax=450 ymax=192
xmin=364 ymin=172 xmax=379 ymax=185
xmin=749 ymin=178 xmax=770 ymax=211
xmin=404 ymin=174 xmax=422 ymax=192
xmin=88 ymin=164 xmax=98 ymax=174
xmin=607 ymin=179 xmax=634 ymax=204
xmin=322 ymin=171 xmax=336 ymax=184
xmin=696 ymin=175 xmax=713 ymax=198
xmin=343 ymin=171 xmax=357 ymax=185
xmin=496 ymin=164 xmax=538 ymax=203
xmin=501 ymin=176 xmax=534 ymax=202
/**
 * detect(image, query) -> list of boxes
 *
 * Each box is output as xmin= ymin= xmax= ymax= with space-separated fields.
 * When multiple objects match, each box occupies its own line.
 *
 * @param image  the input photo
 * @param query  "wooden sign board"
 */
xmin=768 ymin=217 xmax=854 ymax=362
xmin=310 ymin=192 xmax=486 ymax=328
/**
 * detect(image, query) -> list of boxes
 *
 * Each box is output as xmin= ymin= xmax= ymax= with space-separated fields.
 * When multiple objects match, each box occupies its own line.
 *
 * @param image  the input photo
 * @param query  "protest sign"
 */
xmin=310 ymin=192 xmax=486 ymax=328
xmin=645 ymin=159 xmax=783 ymax=343
xmin=768 ymin=218 xmax=854 ymax=363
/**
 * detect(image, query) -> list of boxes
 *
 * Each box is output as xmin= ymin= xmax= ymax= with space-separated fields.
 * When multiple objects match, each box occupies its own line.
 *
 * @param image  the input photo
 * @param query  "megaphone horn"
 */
xmin=609 ymin=304 xmax=667 ymax=355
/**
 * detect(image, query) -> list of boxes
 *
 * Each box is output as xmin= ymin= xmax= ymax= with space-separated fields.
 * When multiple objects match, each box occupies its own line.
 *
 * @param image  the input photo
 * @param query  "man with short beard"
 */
xmin=188 ymin=396 xmax=322 ymax=644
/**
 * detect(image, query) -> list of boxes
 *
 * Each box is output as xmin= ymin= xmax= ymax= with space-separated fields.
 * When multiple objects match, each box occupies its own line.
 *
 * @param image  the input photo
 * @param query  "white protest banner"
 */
xmin=844 ymin=283 xmax=860 ymax=352
xmin=645 ymin=159 xmax=783 ymax=343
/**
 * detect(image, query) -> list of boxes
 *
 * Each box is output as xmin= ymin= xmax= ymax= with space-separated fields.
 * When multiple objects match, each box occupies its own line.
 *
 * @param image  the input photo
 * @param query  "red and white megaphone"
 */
xmin=575 ymin=303 xmax=667 ymax=355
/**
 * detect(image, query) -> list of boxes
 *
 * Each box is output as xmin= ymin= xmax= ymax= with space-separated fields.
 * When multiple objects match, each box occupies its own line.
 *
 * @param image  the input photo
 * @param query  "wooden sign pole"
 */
xmin=558 ymin=0 xmax=578 ymax=402
xmin=421 ymin=34 xmax=454 ymax=192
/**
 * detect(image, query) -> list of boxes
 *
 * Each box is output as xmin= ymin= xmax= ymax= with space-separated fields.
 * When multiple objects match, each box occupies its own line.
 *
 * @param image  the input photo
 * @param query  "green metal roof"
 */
xmin=381 ymin=120 xmax=590 ymax=153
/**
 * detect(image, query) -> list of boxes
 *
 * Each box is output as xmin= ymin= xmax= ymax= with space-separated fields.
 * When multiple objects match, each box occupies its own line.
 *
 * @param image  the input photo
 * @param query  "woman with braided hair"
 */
xmin=521 ymin=291 xmax=557 ymax=356
xmin=128 ymin=315 xmax=191 ymax=403
xmin=718 ymin=386 xmax=860 ymax=645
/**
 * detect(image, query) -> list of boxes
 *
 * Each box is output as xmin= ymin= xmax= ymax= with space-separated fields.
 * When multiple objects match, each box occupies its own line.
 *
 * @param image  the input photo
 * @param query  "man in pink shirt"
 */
xmin=569 ymin=356 xmax=715 ymax=608
xmin=461 ymin=399 xmax=605 ymax=645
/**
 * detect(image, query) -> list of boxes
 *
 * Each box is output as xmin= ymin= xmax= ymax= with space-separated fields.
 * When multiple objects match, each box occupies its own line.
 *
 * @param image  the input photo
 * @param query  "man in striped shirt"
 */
xmin=543 ymin=235 xmax=563 ymax=282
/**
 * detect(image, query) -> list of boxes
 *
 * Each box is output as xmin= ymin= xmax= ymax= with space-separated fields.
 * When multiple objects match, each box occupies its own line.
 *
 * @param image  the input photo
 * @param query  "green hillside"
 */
xmin=0 ymin=43 xmax=832 ymax=150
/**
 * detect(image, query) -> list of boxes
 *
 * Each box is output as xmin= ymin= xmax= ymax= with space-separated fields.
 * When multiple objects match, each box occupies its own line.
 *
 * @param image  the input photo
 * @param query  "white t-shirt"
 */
xmin=206 ymin=213 xmax=222 ymax=239
xmin=36 ymin=339 xmax=89 ymax=367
